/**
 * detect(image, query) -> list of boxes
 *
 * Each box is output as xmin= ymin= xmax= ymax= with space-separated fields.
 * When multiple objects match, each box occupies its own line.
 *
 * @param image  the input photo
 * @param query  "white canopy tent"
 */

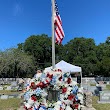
xmin=45 ymin=60 xmax=82 ymax=73
xmin=45 ymin=60 xmax=82 ymax=87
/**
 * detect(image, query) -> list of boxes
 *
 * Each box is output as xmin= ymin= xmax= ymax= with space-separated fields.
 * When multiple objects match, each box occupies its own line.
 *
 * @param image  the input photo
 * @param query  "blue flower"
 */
xmin=35 ymin=87 xmax=43 ymax=96
xmin=72 ymin=85 xmax=78 ymax=94
xmin=23 ymin=91 xmax=30 ymax=100
xmin=50 ymin=76 xmax=57 ymax=85
xmin=48 ymin=108 xmax=55 ymax=110
xmin=75 ymin=95 xmax=79 ymax=101
xmin=39 ymin=105 xmax=47 ymax=110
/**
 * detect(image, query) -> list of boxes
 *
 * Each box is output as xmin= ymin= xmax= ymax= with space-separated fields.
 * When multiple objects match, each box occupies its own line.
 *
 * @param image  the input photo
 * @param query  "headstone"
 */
xmin=106 ymin=82 xmax=110 ymax=85
xmin=98 ymin=91 xmax=110 ymax=103
xmin=81 ymin=106 xmax=96 ymax=110
xmin=6 ymin=86 xmax=12 ymax=90
xmin=11 ymin=81 xmax=17 ymax=87
xmin=88 ymin=86 xmax=96 ymax=94
xmin=84 ymin=92 xmax=92 ymax=108
xmin=0 ymin=86 xmax=3 ymax=90
xmin=0 ymin=95 xmax=8 ymax=99
xmin=8 ymin=95 xmax=15 ymax=98
xmin=47 ymin=89 xmax=60 ymax=101
xmin=11 ymin=81 xmax=18 ymax=90
xmin=8 ymin=94 xmax=18 ymax=98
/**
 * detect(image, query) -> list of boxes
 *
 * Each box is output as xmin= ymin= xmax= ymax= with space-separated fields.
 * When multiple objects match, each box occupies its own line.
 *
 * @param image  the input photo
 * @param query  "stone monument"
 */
xmin=82 ymin=91 xmax=96 ymax=110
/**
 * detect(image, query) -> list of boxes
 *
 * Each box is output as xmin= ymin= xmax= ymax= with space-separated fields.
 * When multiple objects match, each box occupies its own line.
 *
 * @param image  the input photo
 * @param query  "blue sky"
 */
xmin=0 ymin=0 xmax=110 ymax=51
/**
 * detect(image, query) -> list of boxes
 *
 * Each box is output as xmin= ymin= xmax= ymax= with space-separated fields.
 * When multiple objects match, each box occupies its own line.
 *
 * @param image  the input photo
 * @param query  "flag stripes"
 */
xmin=54 ymin=0 xmax=64 ymax=44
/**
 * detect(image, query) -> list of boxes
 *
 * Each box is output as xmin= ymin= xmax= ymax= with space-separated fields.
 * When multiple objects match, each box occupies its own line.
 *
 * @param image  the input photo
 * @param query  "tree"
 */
xmin=62 ymin=37 xmax=98 ymax=76
xmin=23 ymin=34 xmax=52 ymax=68
xmin=106 ymin=37 xmax=110 ymax=44
xmin=0 ymin=48 xmax=35 ymax=78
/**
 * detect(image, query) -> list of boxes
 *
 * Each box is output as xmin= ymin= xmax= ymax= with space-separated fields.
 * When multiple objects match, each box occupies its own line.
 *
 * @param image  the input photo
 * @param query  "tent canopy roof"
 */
xmin=45 ymin=60 xmax=82 ymax=73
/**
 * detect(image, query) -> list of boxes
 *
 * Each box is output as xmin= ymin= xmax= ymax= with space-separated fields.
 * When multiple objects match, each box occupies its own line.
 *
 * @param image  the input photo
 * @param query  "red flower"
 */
xmin=46 ymin=73 xmax=50 ymax=77
xmin=68 ymin=94 xmax=75 ymax=100
xmin=74 ymin=104 xmax=79 ymax=109
xmin=73 ymin=99 xmax=76 ymax=103
xmin=59 ymin=76 xmax=62 ymax=81
xmin=28 ymin=108 xmax=33 ymax=110
xmin=49 ymin=74 xmax=53 ymax=79
xmin=62 ymin=87 xmax=67 ymax=93
xmin=44 ymin=83 xmax=48 ymax=88
xmin=31 ymin=82 xmax=35 ymax=87
xmin=30 ymin=82 xmax=37 ymax=90
xmin=46 ymin=73 xmax=53 ymax=79
xmin=31 ymin=95 xmax=37 ymax=101
xmin=60 ymin=107 xmax=63 ymax=110
xmin=58 ymin=69 xmax=62 ymax=72
xmin=45 ymin=79 xmax=49 ymax=83
xmin=24 ymin=105 xmax=27 ymax=110
xmin=67 ymin=77 xmax=71 ymax=84
xmin=37 ymin=82 xmax=44 ymax=88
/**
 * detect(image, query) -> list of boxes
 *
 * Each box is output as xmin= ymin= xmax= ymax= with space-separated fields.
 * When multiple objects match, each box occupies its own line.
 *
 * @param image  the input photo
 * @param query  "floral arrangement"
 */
xmin=23 ymin=68 xmax=83 ymax=110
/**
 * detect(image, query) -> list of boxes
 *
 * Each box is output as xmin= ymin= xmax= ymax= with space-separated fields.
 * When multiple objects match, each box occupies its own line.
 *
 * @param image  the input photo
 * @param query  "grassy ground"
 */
xmin=1 ymin=90 xmax=110 ymax=110
xmin=0 ymin=90 xmax=21 ymax=95
xmin=0 ymin=90 xmax=22 ymax=110
xmin=0 ymin=98 xmax=21 ymax=110
xmin=106 ymin=84 xmax=110 ymax=90
xmin=92 ymin=96 xmax=110 ymax=110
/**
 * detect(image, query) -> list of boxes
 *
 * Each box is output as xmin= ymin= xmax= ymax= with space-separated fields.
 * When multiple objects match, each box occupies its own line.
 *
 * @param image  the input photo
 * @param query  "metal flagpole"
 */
xmin=51 ymin=0 xmax=55 ymax=69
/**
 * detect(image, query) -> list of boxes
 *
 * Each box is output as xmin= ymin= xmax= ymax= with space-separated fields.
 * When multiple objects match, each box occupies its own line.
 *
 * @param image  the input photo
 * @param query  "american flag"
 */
xmin=54 ymin=0 xmax=65 ymax=44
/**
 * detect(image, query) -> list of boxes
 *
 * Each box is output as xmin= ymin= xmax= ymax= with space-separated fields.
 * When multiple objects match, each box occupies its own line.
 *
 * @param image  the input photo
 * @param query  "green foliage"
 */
xmin=0 ymin=48 xmax=35 ymax=77
xmin=1 ymin=34 xmax=110 ymax=77
xmin=23 ymin=34 xmax=52 ymax=68
xmin=62 ymin=37 xmax=98 ymax=76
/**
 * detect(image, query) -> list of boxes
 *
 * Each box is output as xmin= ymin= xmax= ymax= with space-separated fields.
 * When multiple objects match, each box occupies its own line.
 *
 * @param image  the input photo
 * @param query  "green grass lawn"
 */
xmin=92 ymin=96 xmax=110 ymax=110
xmin=0 ymin=98 xmax=21 ymax=110
xmin=0 ymin=90 xmax=22 ymax=95
xmin=0 ymin=90 xmax=23 ymax=110
xmin=106 ymin=84 xmax=110 ymax=90
xmin=1 ymin=90 xmax=110 ymax=110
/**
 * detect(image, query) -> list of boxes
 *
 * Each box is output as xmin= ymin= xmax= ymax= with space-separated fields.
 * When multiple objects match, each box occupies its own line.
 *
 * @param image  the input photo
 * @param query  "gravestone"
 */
xmin=6 ymin=86 xmax=12 ymax=90
xmin=0 ymin=95 xmax=8 ymax=99
xmin=98 ymin=91 xmax=110 ymax=103
xmin=84 ymin=92 xmax=92 ymax=108
xmin=11 ymin=81 xmax=18 ymax=90
xmin=47 ymin=89 xmax=60 ymax=101
xmin=0 ymin=86 xmax=3 ymax=90
xmin=88 ymin=86 xmax=96 ymax=94
xmin=11 ymin=81 xmax=17 ymax=87
xmin=8 ymin=95 xmax=15 ymax=98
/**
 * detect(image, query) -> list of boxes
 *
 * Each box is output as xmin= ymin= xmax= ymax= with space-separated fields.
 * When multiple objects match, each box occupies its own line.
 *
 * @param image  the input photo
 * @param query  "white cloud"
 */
xmin=13 ymin=3 xmax=23 ymax=16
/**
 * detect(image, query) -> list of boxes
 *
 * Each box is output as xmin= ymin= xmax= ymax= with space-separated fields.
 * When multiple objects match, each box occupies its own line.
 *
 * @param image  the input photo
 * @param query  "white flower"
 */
xmin=56 ymin=100 xmax=62 ymax=105
xmin=66 ymin=91 xmax=70 ymax=95
xmin=36 ymin=73 xmax=42 ymax=78
xmin=65 ymin=84 xmax=68 ymax=87
xmin=25 ymin=98 xmax=34 ymax=109
xmin=65 ymin=105 xmax=73 ymax=110
xmin=34 ymin=101 xmax=40 ymax=109
xmin=68 ymin=87 xmax=72 ymax=92
xmin=63 ymin=100 xmax=71 ymax=105
xmin=54 ymin=105 xmax=60 ymax=110
xmin=71 ymin=81 xmax=77 ymax=86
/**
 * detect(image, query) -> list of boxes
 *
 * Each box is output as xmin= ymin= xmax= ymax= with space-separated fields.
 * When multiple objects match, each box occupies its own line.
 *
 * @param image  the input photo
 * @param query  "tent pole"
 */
xmin=80 ymin=71 xmax=82 ymax=87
